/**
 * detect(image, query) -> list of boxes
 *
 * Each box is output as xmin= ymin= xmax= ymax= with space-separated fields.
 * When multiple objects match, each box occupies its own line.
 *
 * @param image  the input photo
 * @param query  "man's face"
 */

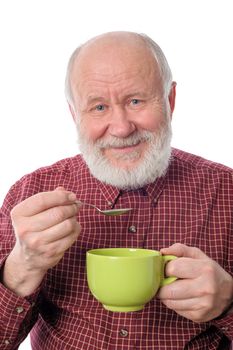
xmin=70 ymin=36 xmax=175 ymax=188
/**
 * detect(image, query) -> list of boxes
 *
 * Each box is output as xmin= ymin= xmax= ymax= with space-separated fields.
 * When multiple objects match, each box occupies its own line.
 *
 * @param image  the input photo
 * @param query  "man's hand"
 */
xmin=157 ymin=243 xmax=233 ymax=322
xmin=2 ymin=187 xmax=81 ymax=296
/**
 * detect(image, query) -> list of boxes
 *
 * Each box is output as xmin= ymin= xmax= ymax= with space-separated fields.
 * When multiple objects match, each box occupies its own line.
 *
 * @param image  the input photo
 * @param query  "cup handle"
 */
xmin=160 ymin=255 xmax=177 ymax=287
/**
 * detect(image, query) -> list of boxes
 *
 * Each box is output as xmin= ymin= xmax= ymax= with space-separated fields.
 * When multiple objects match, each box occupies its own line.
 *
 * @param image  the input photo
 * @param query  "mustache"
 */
xmin=94 ymin=131 xmax=154 ymax=149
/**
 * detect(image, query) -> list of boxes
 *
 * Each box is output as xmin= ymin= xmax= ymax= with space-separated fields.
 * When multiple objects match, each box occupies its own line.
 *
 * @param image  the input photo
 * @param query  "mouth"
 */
xmin=108 ymin=140 xmax=141 ymax=150
xmin=103 ymin=141 xmax=146 ymax=159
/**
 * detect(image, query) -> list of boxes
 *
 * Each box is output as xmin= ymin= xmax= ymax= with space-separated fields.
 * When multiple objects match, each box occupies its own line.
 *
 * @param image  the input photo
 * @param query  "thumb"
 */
xmin=160 ymin=243 xmax=208 ymax=260
xmin=55 ymin=186 xmax=66 ymax=191
xmin=54 ymin=187 xmax=78 ymax=203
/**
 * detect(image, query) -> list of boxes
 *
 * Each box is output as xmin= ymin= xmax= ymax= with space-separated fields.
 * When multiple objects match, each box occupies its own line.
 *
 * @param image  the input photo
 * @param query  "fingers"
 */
xmin=22 ymin=224 xmax=81 ymax=271
xmin=158 ymin=279 xmax=224 ymax=323
xmin=33 ymin=217 xmax=81 ymax=245
xmin=161 ymin=296 xmax=201 ymax=312
xmin=157 ymin=276 xmax=213 ymax=322
xmin=160 ymin=243 xmax=208 ymax=260
xmin=160 ymin=296 xmax=212 ymax=323
xmin=164 ymin=257 xmax=209 ymax=279
xmin=158 ymin=278 xmax=200 ymax=300
xmin=33 ymin=222 xmax=81 ymax=260
xmin=23 ymin=203 xmax=79 ymax=232
xmin=11 ymin=188 xmax=77 ymax=217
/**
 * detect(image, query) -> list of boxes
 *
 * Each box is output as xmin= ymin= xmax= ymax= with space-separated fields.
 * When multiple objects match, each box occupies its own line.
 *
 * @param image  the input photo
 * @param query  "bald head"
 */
xmin=65 ymin=31 xmax=173 ymax=108
xmin=78 ymin=31 xmax=147 ymax=54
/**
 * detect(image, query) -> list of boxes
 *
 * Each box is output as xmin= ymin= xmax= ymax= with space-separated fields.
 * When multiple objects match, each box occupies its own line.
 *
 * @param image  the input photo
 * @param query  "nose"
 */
xmin=108 ymin=106 xmax=136 ymax=138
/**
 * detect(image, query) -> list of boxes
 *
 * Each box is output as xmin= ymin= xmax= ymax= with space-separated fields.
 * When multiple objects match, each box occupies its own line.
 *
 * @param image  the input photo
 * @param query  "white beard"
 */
xmin=77 ymin=121 xmax=172 ymax=190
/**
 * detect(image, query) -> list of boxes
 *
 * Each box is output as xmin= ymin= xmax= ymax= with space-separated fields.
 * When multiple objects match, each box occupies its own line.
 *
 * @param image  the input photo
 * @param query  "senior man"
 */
xmin=0 ymin=31 xmax=232 ymax=349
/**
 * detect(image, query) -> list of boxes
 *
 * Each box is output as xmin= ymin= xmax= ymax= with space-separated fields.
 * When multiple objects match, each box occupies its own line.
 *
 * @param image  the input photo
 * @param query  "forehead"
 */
xmin=70 ymin=36 xmax=162 ymax=99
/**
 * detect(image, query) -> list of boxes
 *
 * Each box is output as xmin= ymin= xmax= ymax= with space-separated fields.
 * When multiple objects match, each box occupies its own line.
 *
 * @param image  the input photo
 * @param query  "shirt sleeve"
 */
xmin=211 ymin=310 xmax=233 ymax=341
xmin=0 ymin=181 xmax=42 ymax=349
xmin=0 ymin=275 xmax=41 ymax=349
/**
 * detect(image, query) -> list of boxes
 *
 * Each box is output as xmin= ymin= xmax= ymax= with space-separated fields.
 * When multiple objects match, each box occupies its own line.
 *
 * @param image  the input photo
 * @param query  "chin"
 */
xmin=109 ymin=158 xmax=143 ymax=171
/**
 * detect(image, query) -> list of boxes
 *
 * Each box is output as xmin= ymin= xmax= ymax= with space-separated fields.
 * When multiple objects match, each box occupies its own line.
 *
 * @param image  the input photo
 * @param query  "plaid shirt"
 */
xmin=0 ymin=148 xmax=233 ymax=349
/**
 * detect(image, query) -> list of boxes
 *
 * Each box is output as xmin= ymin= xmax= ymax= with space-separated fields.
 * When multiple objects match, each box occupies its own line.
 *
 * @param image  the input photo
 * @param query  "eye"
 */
xmin=131 ymin=99 xmax=140 ymax=105
xmin=95 ymin=104 xmax=105 ymax=111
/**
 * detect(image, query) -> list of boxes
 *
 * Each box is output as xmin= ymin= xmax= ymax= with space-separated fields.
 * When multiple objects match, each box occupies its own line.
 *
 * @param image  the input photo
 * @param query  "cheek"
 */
xmin=136 ymin=109 xmax=165 ymax=132
xmin=79 ymin=117 xmax=108 ymax=143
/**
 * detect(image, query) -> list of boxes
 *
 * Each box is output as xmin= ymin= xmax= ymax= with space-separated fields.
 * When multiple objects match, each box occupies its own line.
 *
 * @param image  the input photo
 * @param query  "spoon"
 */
xmin=75 ymin=201 xmax=132 ymax=216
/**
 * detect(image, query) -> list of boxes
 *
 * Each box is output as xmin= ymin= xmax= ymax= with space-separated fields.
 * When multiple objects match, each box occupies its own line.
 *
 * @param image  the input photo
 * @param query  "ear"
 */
xmin=168 ymin=81 xmax=177 ymax=117
xmin=68 ymin=103 xmax=78 ymax=123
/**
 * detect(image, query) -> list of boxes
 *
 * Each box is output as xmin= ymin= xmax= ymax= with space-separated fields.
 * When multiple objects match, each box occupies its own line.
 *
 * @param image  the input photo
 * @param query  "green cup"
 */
xmin=86 ymin=248 xmax=177 ymax=312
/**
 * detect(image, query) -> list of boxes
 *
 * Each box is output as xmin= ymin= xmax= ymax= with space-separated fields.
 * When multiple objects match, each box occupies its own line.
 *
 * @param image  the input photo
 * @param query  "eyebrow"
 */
xmin=86 ymin=96 xmax=106 ymax=105
xmin=124 ymin=92 xmax=148 ymax=99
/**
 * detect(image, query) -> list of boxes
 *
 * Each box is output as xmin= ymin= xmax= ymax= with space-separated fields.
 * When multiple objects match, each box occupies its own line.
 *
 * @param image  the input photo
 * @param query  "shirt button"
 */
xmin=221 ymin=326 xmax=229 ymax=331
xmin=119 ymin=329 xmax=128 ymax=337
xmin=4 ymin=340 xmax=11 ymax=345
xmin=15 ymin=306 xmax=24 ymax=314
xmin=128 ymin=225 xmax=137 ymax=233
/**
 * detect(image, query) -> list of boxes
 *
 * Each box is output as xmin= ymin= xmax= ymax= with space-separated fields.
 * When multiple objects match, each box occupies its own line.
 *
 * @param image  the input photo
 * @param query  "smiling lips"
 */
xmin=102 ymin=141 xmax=147 ymax=162
xmin=108 ymin=141 xmax=142 ymax=153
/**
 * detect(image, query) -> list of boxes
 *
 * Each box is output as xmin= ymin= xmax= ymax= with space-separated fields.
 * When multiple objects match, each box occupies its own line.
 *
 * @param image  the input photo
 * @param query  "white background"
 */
xmin=0 ymin=1 xmax=232 ymax=349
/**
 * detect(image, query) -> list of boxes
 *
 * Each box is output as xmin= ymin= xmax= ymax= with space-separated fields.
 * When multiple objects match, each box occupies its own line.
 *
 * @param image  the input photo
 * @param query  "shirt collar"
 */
xmin=144 ymin=175 xmax=167 ymax=204
xmin=96 ymin=170 xmax=168 ymax=208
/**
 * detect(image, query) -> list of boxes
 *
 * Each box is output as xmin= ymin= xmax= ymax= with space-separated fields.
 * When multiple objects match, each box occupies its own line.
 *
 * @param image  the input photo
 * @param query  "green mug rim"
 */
xmin=87 ymin=247 xmax=162 ymax=258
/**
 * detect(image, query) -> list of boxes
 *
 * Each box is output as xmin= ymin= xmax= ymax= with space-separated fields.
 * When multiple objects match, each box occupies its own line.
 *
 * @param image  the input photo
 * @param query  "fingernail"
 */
xmin=74 ymin=200 xmax=83 ymax=208
xmin=68 ymin=193 xmax=77 ymax=201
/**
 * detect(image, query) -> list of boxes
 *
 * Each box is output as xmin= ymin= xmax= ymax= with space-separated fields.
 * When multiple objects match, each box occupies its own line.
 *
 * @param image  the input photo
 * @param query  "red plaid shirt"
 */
xmin=0 ymin=148 xmax=233 ymax=349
